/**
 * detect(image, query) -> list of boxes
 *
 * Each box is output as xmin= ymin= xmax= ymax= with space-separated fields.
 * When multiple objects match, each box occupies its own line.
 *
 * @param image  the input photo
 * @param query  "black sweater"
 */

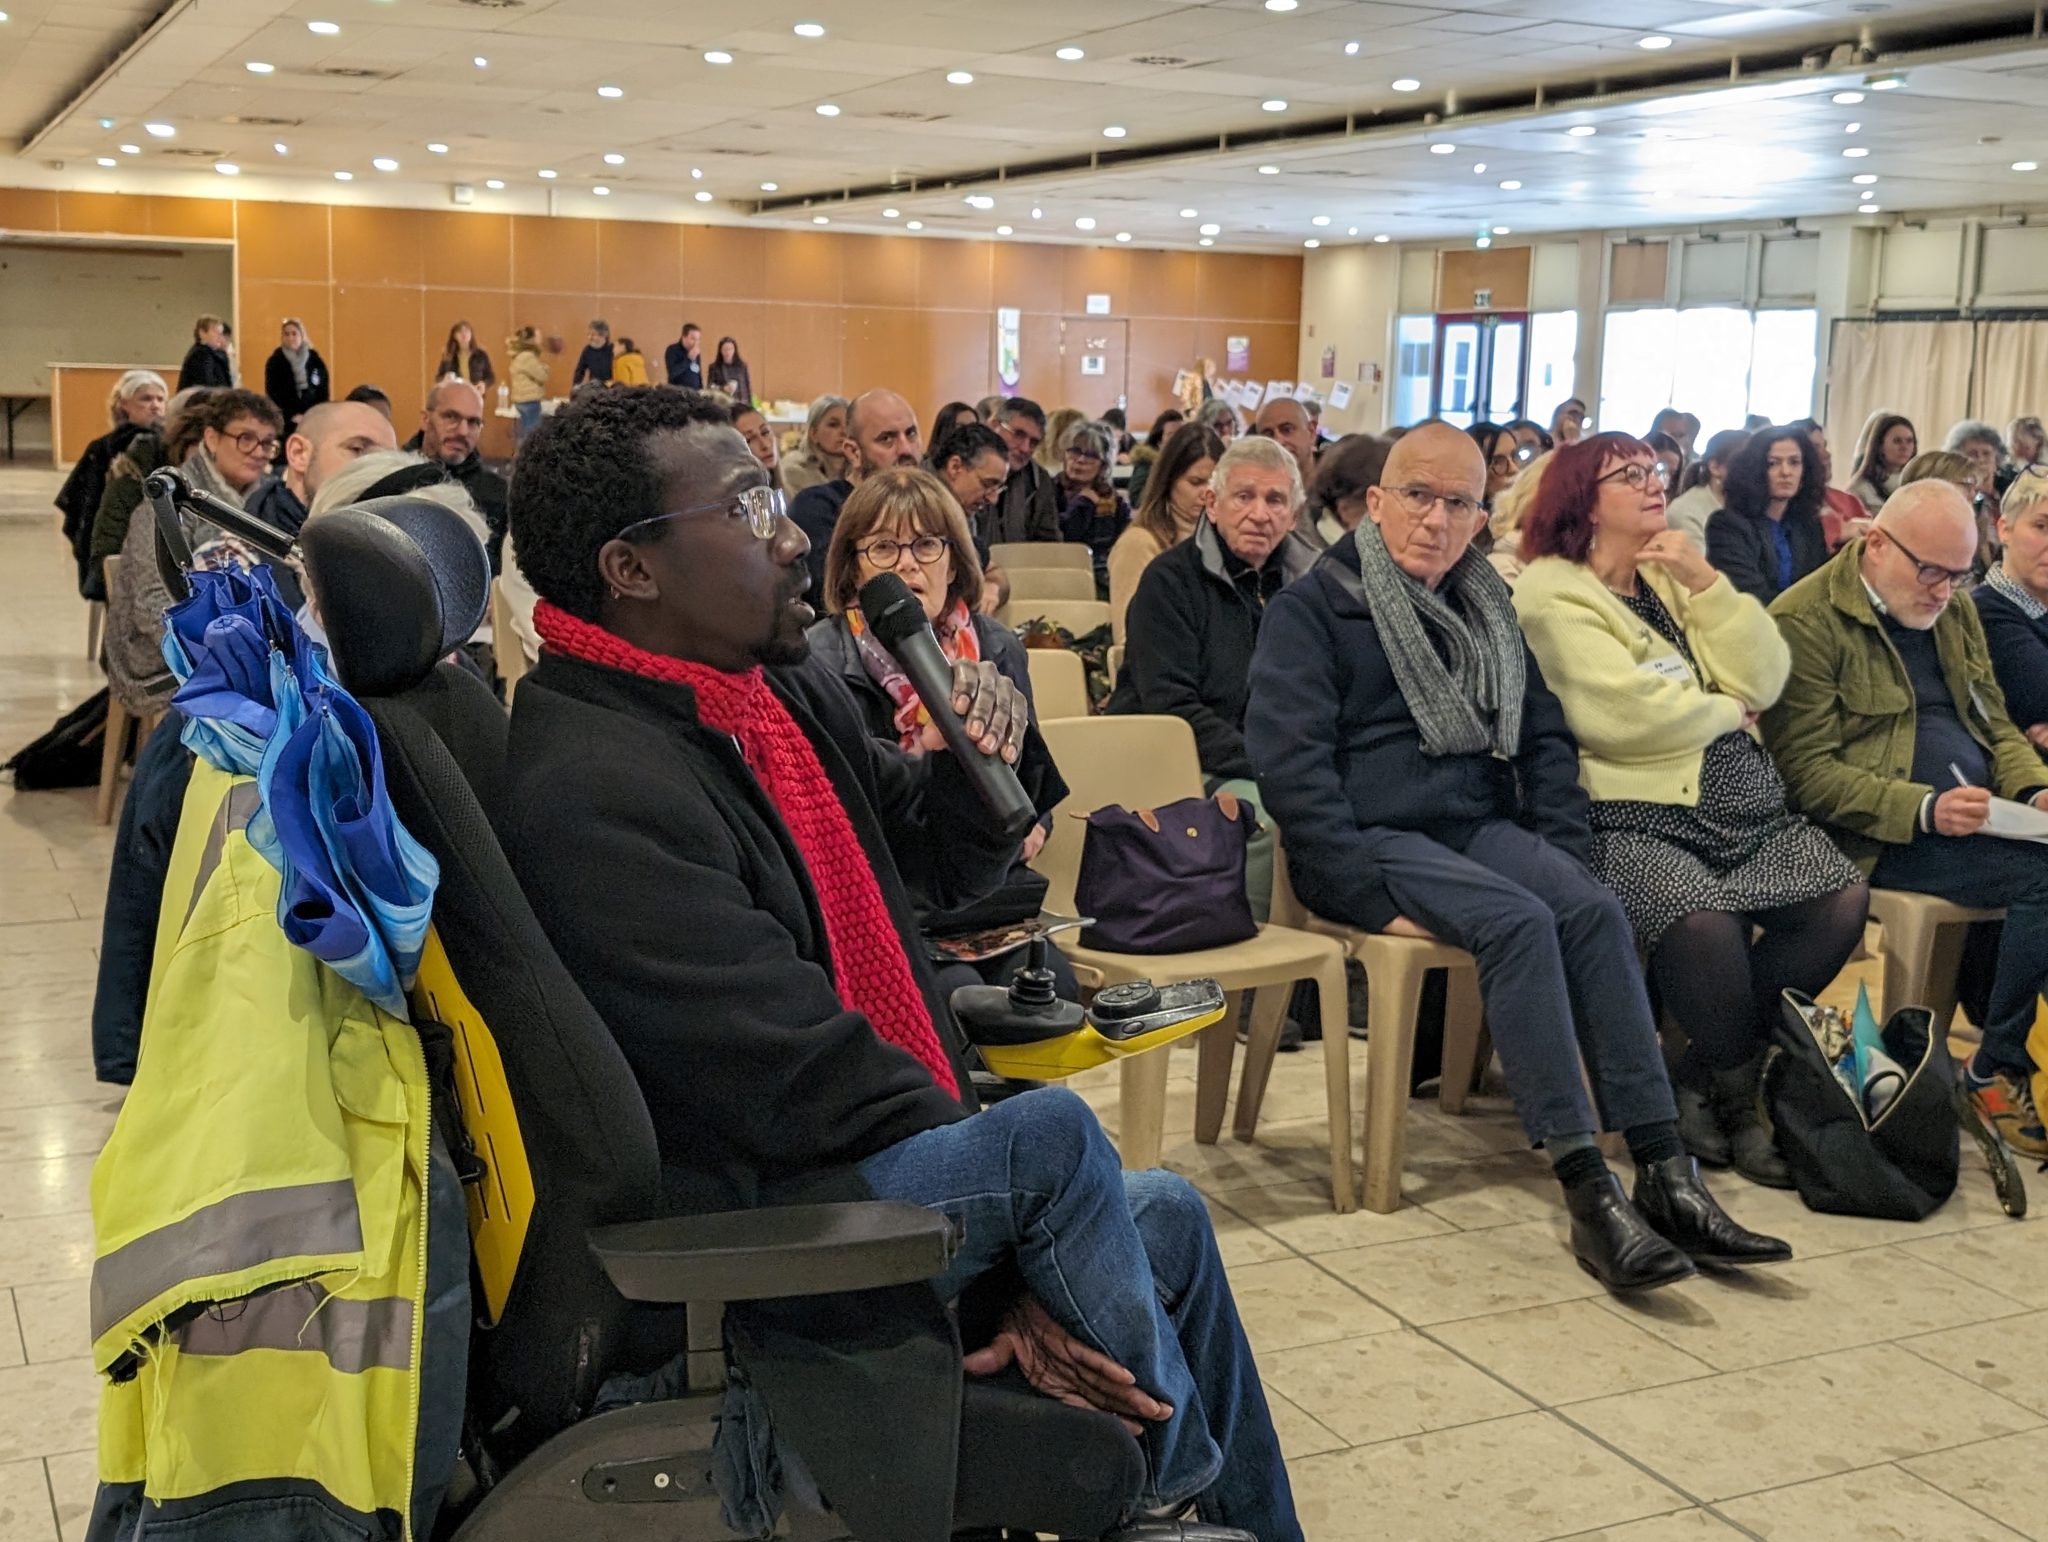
xmin=501 ymin=649 xmax=1037 ymax=1215
xmin=1972 ymin=582 xmax=2048 ymax=732
xmin=176 ymin=342 xmax=233 ymax=391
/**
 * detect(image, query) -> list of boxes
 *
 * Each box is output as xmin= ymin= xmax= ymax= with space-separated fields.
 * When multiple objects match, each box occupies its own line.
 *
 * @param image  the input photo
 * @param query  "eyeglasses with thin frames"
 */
xmin=622 ymin=484 xmax=785 ymax=542
xmin=1597 ymin=460 xmax=1671 ymax=491
xmin=1882 ymin=529 xmax=1974 ymax=590
xmin=1386 ymin=484 xmax=1485 ymax=523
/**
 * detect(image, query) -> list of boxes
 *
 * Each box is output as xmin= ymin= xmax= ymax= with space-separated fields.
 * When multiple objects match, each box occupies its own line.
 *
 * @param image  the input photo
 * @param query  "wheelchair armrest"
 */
xmin=587 ymin=1200 xmax=958 ymax=1304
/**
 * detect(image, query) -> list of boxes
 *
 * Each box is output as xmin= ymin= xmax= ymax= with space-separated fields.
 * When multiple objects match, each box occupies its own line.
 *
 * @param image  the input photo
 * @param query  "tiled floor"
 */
xmin=3 ymin=462 xmax=2048 ymax=1540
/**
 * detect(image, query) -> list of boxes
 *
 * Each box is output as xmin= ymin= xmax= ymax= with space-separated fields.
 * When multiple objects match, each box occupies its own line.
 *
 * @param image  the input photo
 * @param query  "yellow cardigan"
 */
xmin=1512 ymin=556 xmax=1790 ymax=807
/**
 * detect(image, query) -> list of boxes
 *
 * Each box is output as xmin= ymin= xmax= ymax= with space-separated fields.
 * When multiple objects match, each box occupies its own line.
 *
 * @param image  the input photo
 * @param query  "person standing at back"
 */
xmin=572 ymin=320 xmax=615 ymax=389
xmin=436 ymin=320 xmax=495 ymax=399
xmin=263 ymin=318 xmax=329 ymax=431
xmin=707 ymin=335 xmax=752 ymax=404
xmin=507 ymin=327 xmax=549 ymax=444
xmin=177 ymin=315 xmax=234 ymax=391
xmin=664 ymin=321 xmax=704 ymax=389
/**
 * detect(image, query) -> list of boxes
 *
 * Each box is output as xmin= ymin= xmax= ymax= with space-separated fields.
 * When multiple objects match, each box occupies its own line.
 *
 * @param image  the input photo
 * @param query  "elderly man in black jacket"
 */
xmin=500 ymin=387 xmax=1300 ymax=1540
xmin=1245 ymin=421 xmax=1786 ymax=1293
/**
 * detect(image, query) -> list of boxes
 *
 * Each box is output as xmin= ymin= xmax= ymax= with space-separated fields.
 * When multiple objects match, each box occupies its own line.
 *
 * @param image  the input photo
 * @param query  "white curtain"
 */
xmin=1971 ymin=321 xmax=2048 ymax=433
xmin=1826 ymin=319 xmax=1977 ymax=464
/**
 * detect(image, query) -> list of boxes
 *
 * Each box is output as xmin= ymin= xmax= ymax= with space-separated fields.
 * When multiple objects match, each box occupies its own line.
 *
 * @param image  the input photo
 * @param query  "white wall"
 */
xmin=1295 ymin=242 xmax=1400 ymax=436
xmin=0 ymin=240 xmax=233 ymax=395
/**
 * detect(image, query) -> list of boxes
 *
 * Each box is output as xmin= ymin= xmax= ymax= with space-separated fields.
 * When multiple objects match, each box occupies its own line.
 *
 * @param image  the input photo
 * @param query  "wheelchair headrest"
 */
xmin=301 ymin=495 xmax=491 ymax=697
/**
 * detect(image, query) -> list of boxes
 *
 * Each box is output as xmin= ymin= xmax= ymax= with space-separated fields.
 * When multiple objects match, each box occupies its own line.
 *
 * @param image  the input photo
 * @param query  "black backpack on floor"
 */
xmin=3 ymin=689 xmax=109 ymax=790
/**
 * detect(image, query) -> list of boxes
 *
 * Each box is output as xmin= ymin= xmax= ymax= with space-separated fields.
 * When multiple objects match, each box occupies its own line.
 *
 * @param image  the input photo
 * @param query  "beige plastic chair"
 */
xmin=990 ymin=540 xmax=1090 ymax=572
xmin=1269 ymin=847 xmax=1489 ymax=1213
xmin=1107 ymin=644 xmax=1126 ymax=685
xmin=1003 ymin=568 xmax=1097 ymax=604
xmin=95 ymin=556 xmax=161 ymax=826
xmin=1034 ymin=716 xmax=1356 ymax=1210
xmin=1024 ymin=647 xmax=1090 ymax=721
xmin=1000 ymin=599 xmax=1111 ymax=636
xmin=1868 ymin=888 xmax=2007 ymax=1034
xmin=491 ymin=578 xmax=531 ymax=700
xmin=86 ymin=599 xmax=104 ymax=661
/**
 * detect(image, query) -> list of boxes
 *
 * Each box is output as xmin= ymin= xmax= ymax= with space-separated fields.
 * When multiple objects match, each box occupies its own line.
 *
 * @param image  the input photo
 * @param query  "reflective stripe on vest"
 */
xmin=178 ymin=1283 xmax=414 ymax=1374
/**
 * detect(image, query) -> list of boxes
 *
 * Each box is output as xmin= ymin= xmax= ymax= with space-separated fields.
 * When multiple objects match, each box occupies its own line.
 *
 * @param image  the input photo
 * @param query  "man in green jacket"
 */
xmin=1762 ymin=480 xmax=2048 ymax=1157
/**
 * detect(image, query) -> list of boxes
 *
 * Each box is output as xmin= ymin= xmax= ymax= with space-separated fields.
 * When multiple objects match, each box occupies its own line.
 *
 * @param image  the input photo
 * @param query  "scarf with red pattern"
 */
xmin=846 ymin=597 xmax=981 ymax=751
xmin=535 ymin=600 xmax=958 ymax=1095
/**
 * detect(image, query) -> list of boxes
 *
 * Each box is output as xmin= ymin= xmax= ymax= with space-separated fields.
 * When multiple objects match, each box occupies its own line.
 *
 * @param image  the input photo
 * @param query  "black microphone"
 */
xmin=858 ymin=571 xmax=1039 ymax=842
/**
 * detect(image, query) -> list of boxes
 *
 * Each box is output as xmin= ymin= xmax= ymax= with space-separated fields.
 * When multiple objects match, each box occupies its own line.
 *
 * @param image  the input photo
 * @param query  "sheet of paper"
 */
xmin=1984 ymin=795 xmax=2048 ymax=842
xmin=1266 ymin=379 xmax=1295 ymax=405
xmin=1328 ymin=381 xmax=1353 ymax=410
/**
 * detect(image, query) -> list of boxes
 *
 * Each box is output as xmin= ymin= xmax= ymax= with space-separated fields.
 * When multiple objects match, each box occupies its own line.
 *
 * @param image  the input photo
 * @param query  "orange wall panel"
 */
xmin=763 ymin=231 xmax=841 ymax=305
xmin=238 ymin=200 xmax=330 ymax=284
xmin=333 ymin=284 xmax=427 ymax=426
xmin=0 ymin=188 xmax=58 ymax=230
xmin=924 ymin=313 xmax=993 ymax=410
xmin=56 ymin=192 xmax=153 ymax=235
xmin=753 ymin=306 xmax=841 ymax=407
xmin=333 ymin=205 xmax=425 ymax=288
xmin=512 ymin=215 xmax=599 ymax=294
xmin=1129 ymin=250 xmax=1202 ymax=319
xmin=596 ymin=218 xmax=680 ymax=297
xmin=839 ymin=234 xmax=919 ymax=309
xmin=681 ymin=226 xmax=766 ymax=299
xmin=1062 ymin=247 xmax=1132 ymax=318
xmin=915 ymin=238 xmax=992 ymax=314
xmin=991 ymin=242 xmax=1063 ymax=313
xmin=1197 ymin=252 xmax=1300 ymax=325
xmin=147 ymin=197 xmax=234 ymax=240
xmin=422 ymin=211 xmax=513 ymax=292
xmin=596 ymin=296 xmax=688 ymax=372
xmin=1011 ymin=314 xmax=1065 ymax=404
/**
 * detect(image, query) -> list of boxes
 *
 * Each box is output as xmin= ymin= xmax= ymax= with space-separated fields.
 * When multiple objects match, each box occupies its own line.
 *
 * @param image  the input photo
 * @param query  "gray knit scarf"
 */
xmin=1345 ymin=521 xmax=1526 ymax=758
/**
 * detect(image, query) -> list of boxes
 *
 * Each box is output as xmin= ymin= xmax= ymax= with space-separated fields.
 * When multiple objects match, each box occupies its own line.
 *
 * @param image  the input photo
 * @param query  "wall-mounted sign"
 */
xmin=1226 ymin=335 xmax=1250 ymax=371
xmin=1474 ymin=286 xmax=1493 ymax=309
xmin=1320 ymin=346 xmax=1337 ymax=380
xmin=1082 ymin=354 xmax=1106 ymax=376
xmin=1329 ymin=381 xmax=1353 ymax=410
xmin=1265 ymin=379 xmax=1295 ymax=405
xmin=1086 ymin=293 xmax=1112 ymax=315
xmin=996 ymin=307 xmax=1021 ymax=387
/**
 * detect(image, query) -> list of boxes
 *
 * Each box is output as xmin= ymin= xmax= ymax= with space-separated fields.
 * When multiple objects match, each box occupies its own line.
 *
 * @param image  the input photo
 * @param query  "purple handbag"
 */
xmin=1074 ymin=790 xmax=1258 ymax=954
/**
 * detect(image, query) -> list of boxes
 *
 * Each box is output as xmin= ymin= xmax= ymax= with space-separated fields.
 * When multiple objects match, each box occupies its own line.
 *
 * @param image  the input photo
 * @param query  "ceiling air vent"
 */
xmin=221 ymin=115 xmax=301 ymax=127
xmin=457 ymin=0 xmax=526 ymax=7
xmin=877 ymin=109 xmax=949 ymax=122
xmin=160 ymin=146 xmax=227 ymax=158
xmin=318 ymin=66 xmax=392 ymax=79
xmin=1129 ymin=55 xmax=1191 ymax=67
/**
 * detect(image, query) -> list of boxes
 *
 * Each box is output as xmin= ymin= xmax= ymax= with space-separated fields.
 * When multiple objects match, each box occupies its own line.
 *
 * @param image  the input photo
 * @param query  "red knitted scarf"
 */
xmin=535 ymin=600 xmax=958 ymax=1096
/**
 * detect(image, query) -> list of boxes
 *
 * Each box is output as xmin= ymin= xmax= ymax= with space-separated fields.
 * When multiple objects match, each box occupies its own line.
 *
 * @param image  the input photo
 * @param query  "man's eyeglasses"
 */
xmin=1597 ymin=460 xmax=1671 ymax=491
xmin=229 ymin=430 xmax=281 ymax=457
xmin=1882 ymin=529 xmax=1974 ymax=590
xmin=623 ymin=485 xmax=785 ymax=542
xmin=1386 ymin=485 xmax=1484 ymax=523
xmin=856 ymin=534 xmax=951 ymax=568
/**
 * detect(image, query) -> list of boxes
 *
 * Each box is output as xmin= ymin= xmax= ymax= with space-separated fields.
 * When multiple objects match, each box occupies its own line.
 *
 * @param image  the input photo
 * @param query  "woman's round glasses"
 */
xmin=1597 ymin=461 xmax=1671 ymax=490
xmin=856 ymin=534 xmax=950 ymax=567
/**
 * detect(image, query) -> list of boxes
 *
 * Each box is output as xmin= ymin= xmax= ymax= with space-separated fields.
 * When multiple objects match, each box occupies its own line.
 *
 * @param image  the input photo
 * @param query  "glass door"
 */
xmin=1433 ymin=312 xmax=1530 ymax=427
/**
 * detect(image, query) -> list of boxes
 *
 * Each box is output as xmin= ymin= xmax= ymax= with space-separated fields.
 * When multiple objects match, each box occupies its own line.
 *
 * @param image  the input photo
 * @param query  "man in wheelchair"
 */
xmin=498 ymin=387 xmax=1302 ymax=1540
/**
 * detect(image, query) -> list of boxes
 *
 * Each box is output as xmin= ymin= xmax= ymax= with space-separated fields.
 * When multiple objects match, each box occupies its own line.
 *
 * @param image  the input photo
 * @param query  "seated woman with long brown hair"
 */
xmin=1106 ymin=423 xmax=1225 ymax=642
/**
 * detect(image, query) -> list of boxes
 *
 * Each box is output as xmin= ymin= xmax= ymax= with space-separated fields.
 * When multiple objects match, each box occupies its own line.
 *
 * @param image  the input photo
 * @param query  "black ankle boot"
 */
xmin=1675 ymin=1081 xmax=1732 ymax=1168
xmin=1632 ymin=1154 xmax=1793 ymax=1265
xmin=1564 ymin=1173 xmax=1696 ymax=1292
xmin=1708 ymin=1059 xmax=1794 ymax=1189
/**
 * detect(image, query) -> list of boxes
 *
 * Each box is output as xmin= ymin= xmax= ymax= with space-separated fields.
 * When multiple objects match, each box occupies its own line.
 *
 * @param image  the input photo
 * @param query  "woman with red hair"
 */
xmin=1513 ymin=433 xmax=1868 ymax=1187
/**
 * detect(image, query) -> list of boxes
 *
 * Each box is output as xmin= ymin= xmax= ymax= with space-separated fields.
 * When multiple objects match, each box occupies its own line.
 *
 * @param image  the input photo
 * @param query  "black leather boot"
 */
xmin=1564 ymin=1172 xmax=1696 ymax=1292
xmin=1633 ymin=1154 xmax=1793 ymax=1265
xmin=1675 ymin=1080 xmax=1733 ymax=1168
xmin=1709 ymin=1059 xmax=1794 ymax=1189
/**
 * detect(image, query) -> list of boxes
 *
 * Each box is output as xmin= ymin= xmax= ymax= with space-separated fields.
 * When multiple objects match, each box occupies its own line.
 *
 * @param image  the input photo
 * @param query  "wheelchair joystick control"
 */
xmin=1008 ymin=935 xmax=1059 ymax=1010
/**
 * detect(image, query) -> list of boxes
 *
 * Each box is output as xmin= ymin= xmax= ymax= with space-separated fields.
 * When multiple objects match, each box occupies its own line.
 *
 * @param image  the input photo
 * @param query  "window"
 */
xmin=1525 ymin=311 xmax=1578 ymax=429
xmin=1391 ymin=314 xmax=1435 ymax=428
xmin=1597 ymin=307 xmax=1817 ymax=441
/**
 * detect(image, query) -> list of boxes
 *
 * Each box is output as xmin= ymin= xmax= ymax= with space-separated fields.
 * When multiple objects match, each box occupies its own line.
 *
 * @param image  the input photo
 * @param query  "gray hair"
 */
xmin=1059 ymin=419 xmax=1115 ymax=461
xmin=108 ymin=369 xmax=167 ymax=429
xmin=1213 ymin=433 xmax=1302 ymax=507
xmin=1945 ymin=418 xmax=2004 ymax=453
xmin=1193 ymin=399 xmax=1239 ymax=434
xmin=799 ymin=393 xmax=848 ymax=453
xmin=306 ymin=448 xmax=488 ymax=548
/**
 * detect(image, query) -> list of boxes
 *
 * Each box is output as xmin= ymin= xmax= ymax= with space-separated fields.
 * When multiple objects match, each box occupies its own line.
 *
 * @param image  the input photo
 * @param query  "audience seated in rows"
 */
xmin=1975 ymin=469 xmax=2048 ymax=739
xmin=88 ymin=386 xmax=209 ymax=608
xmin=1847 ymin=411 xmax=1918 ymax=515
xmin=1762 ymin=480 xmax=2048 ymax=1158
xmin=1125 ymin=406 xmax=1187 ymax=508
xmin=1251 ymin=398 xmax=1317 ymax=536
xmin=987 ymin=397 xmax=1064 ymax=545
xmin=928 ymin=419 xmax=1022 ymax=612
xmin=790 ymin=387 xmax=924 ymax=609
xmin=1053 ymin=418 xmax=1131 ymax=589
xmin=2004 ymin=416 xmax=2045 ymax=490
xmin=56 ymin=370 xmax=166 ymax=599
xmin=1108 ymin=424 xmax=1223 ymax=642
xmin=730 ymin=402 xmax=783 ymax=492
xmin=1513 ymin=433 xmax=1868 ymax=1186
xmin=1303 ymin=431 xmax=1391 ymax=554
xmin=1244 ymin=421 xmax=1791 ymax=1290
xmin=1791 ymin=417 xmax=1871 ymax=550
xmin=781 ymin=393 xmax=851 ymax=497
xmin=1707 ymin=425 xmax=1830 ymax=604
xmin=498 ymin=386 xmax=1304 ymax=1538
xmin=1664 ymin=428 xmax=1745 ymax=550
xmin=407 ymin=379 xmax=509 ymax=567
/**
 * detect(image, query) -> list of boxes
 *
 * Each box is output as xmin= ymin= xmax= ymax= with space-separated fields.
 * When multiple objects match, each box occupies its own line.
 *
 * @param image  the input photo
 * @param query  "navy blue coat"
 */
xmin=1972 ymin=582 xmax=2048 ymax=732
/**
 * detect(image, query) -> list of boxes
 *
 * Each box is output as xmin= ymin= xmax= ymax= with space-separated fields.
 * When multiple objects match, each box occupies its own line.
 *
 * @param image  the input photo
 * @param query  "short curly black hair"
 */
xmin=509 ymin=385 xmax=738 ymax=619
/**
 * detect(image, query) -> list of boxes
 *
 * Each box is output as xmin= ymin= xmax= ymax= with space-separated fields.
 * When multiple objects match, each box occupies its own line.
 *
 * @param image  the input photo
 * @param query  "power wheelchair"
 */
xmin=276 ymin=496 xmax=1247 ymax=1541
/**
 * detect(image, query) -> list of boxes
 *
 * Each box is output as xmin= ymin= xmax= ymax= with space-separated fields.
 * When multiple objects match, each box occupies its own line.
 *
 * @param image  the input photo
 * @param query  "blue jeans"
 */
xmin=860 ymin=1087 xmax=1301 ymax=1540
xmin=514 ymin=399 xmax=542 ymax=442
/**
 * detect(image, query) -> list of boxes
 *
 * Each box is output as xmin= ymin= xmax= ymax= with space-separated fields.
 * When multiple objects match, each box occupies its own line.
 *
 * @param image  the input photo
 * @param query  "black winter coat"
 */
xmin=176 ymin=342 xmax=233 ymax=391
xmin=1707 ymin=501 xmax=1830 ymax=605
xmin=1244 ymin=537 xmax=1593 ymax=933
xmin=262 ymin=347 xmax=329 ymax=425
xmin=501 ymin=648 xmax=1055 ymax=1217
xmin=1972 ymin=583 xmax=2048 ymax=732
xmin=56 ymin=421 xmax=147 ymax=593
xmin=1108 ymin=517 xmax=1320 ymax=782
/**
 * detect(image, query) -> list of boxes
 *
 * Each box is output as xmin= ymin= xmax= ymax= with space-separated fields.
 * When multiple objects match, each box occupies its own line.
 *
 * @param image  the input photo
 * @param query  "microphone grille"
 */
xmin=857 ymin=571 xmax=929 ymax=646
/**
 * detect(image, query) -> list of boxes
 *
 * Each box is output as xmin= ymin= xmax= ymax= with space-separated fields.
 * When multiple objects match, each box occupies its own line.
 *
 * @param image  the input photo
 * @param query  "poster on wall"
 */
xmin=1082 ymin=354 xmax=1106 ymax=376
xmin=1265 ymin=379 xmax=1295 ymax=405
xmin=1237 ymin=380 xmax=1265 ymax=410
xmin=1329 ymin=381 xmax=1353 ymax=410
xmin=1226 ymin=336 xmax=1250 ymax=371
xmin=996 ymin=307 xmax=1021 ymax=388
xmin=1321 ymin=345 xmax=1337 ymax=380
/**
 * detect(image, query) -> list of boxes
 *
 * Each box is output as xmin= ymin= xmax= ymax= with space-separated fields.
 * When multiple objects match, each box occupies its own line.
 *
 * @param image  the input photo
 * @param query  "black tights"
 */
xmin=1651 ymin=883 xmax=1871 ymax=1076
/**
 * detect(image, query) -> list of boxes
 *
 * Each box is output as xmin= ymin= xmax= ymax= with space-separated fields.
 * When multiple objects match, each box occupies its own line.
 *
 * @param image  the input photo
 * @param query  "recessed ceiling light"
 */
xmin=946 ymin=70 xmax=973 ymax=85
xmin=965 ymin=194 xmax=994 ymax=208
xmin=1844 ymin=121 xmax=1861 ymax=133
xmin=473 ymin=56 xmax=487 ymax=67
xmin=603 ymin=152 xmax=624 ymax=165
xmin=1258 ymin=164 xmax=1279 ymax=174
xmin=1477 ymin=234 xmax=1493 ymax=248
xmin=2015 ymin=161 xmax=2040 ymax=171
xmin=1075 ymin=216 xmax=1096 ymax=230
xmin=1262 ymin=99 xmax=1288 ymax=112
xmin=793 ymin=21 xmax=825 ymax=37
xmin=373 ymin=157 xmax=398 ymax=171
xmin=215 ymin=161 xmax=240 ymax=175
xmin=1843 ymin=146 xmax=1869 ymax=157
xmin=307 ymin=19 xmax=339 ymax=33
xmin=538 ymin=168 xmax=557 ymax=178
xmin=1347 ymin=225 xmax=1358 ymax=235
xmin=96 ymin=156 xmax=116 ymax=167
xmin=691 ymin=167 xmax=702 ymax=179
xmin=1303 ymin=238 xmax=1319 ymax=248
xmin=1499 ymin=179 xmax=1521 ymax=190
xmin=1103 ymin=125 xmax=1127 ymax=138
xmin=273 ymin=142 xmax=287 ymax=154
xmin=813 ymin=214 xmax=829 ymax=223
xmin=144 ymin=121 xmax=175 ymax=138
xmin=1492 ymin=225 xmax=1511 ymax=234
xmin=1568 ymin=124 xmax=1596 ymax=137
xmin=694 ymin=189 xmax=712 ymax=201
xmin=1 ymin=14 xmax=12 ymax=22
xmin=1031 ymin=207 xmax=1042 ymax=218
xmin=1311 ymin=215 xmax=1330 ymax=226
xmin=1199 ymin=222 xmax=1220 ymax=235
xmin=1852 ymin=173 xmax=1878 ymax=184
xmin=1860 ymin=203 xmax=1881 ymax=213
xmin=245 ymin=61 xmax=273 ymax=74
xmin=334 ymin=170 xmax=353 ymax=180
xmin=1429 ymin=142 xmax=1455 ymax=155
xmin=1834 ymin=90 xmax=1865 ymax=104
xmin=996 ymin=224 xmax=1012 ymax=235
xmin=705 ymin=50 xmax=733 ymax=64
xmin=883 ymin=207 xmax=900 ymax=217
xmin=816 ymin=103 xmax=840 ymax=116
xmin=1391 ymin=78 xmax=1421 ymax=92
xmin=593 ymin=185 xmax=610 ymax=196
xmin=759 ymin=180 xmax=777 ymax=191
xmin=1638 ymin=34 xmax=1671 ymax=49
xmin=1373 ymin=233 xmax=1389 ymax=243
xmin=1055 ymin=46 xmax=1084 ymax=60
xmin=597 ymin=85 xmax=623 ymax=98
xmin=428 ymin=143 xmax=449 ymax=154
xmin=1198 ymin=237 xmax=1214 ymax=246
xmin=1265 ymin=0 xmax=1297 ymax=10
xmin=907 ymin=220 xmax=923 ymax=229
xmin=1116 ymin=231 xmax=1132 ymax=242
xmin=1344 ymin=41 xmax=1360 ymax=55
xmin=1472 ymin=162 xmax=1487 ymax=174
xmin=485 ymin=178 xmax=504 ymax=189
xmin=1869 ymin=73 xmax=1905 ymax=90
xmin=1179 ymin=207 xmax=1198 ymax=217
xmin=119 ymin=143 xmax=140 ymax=154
